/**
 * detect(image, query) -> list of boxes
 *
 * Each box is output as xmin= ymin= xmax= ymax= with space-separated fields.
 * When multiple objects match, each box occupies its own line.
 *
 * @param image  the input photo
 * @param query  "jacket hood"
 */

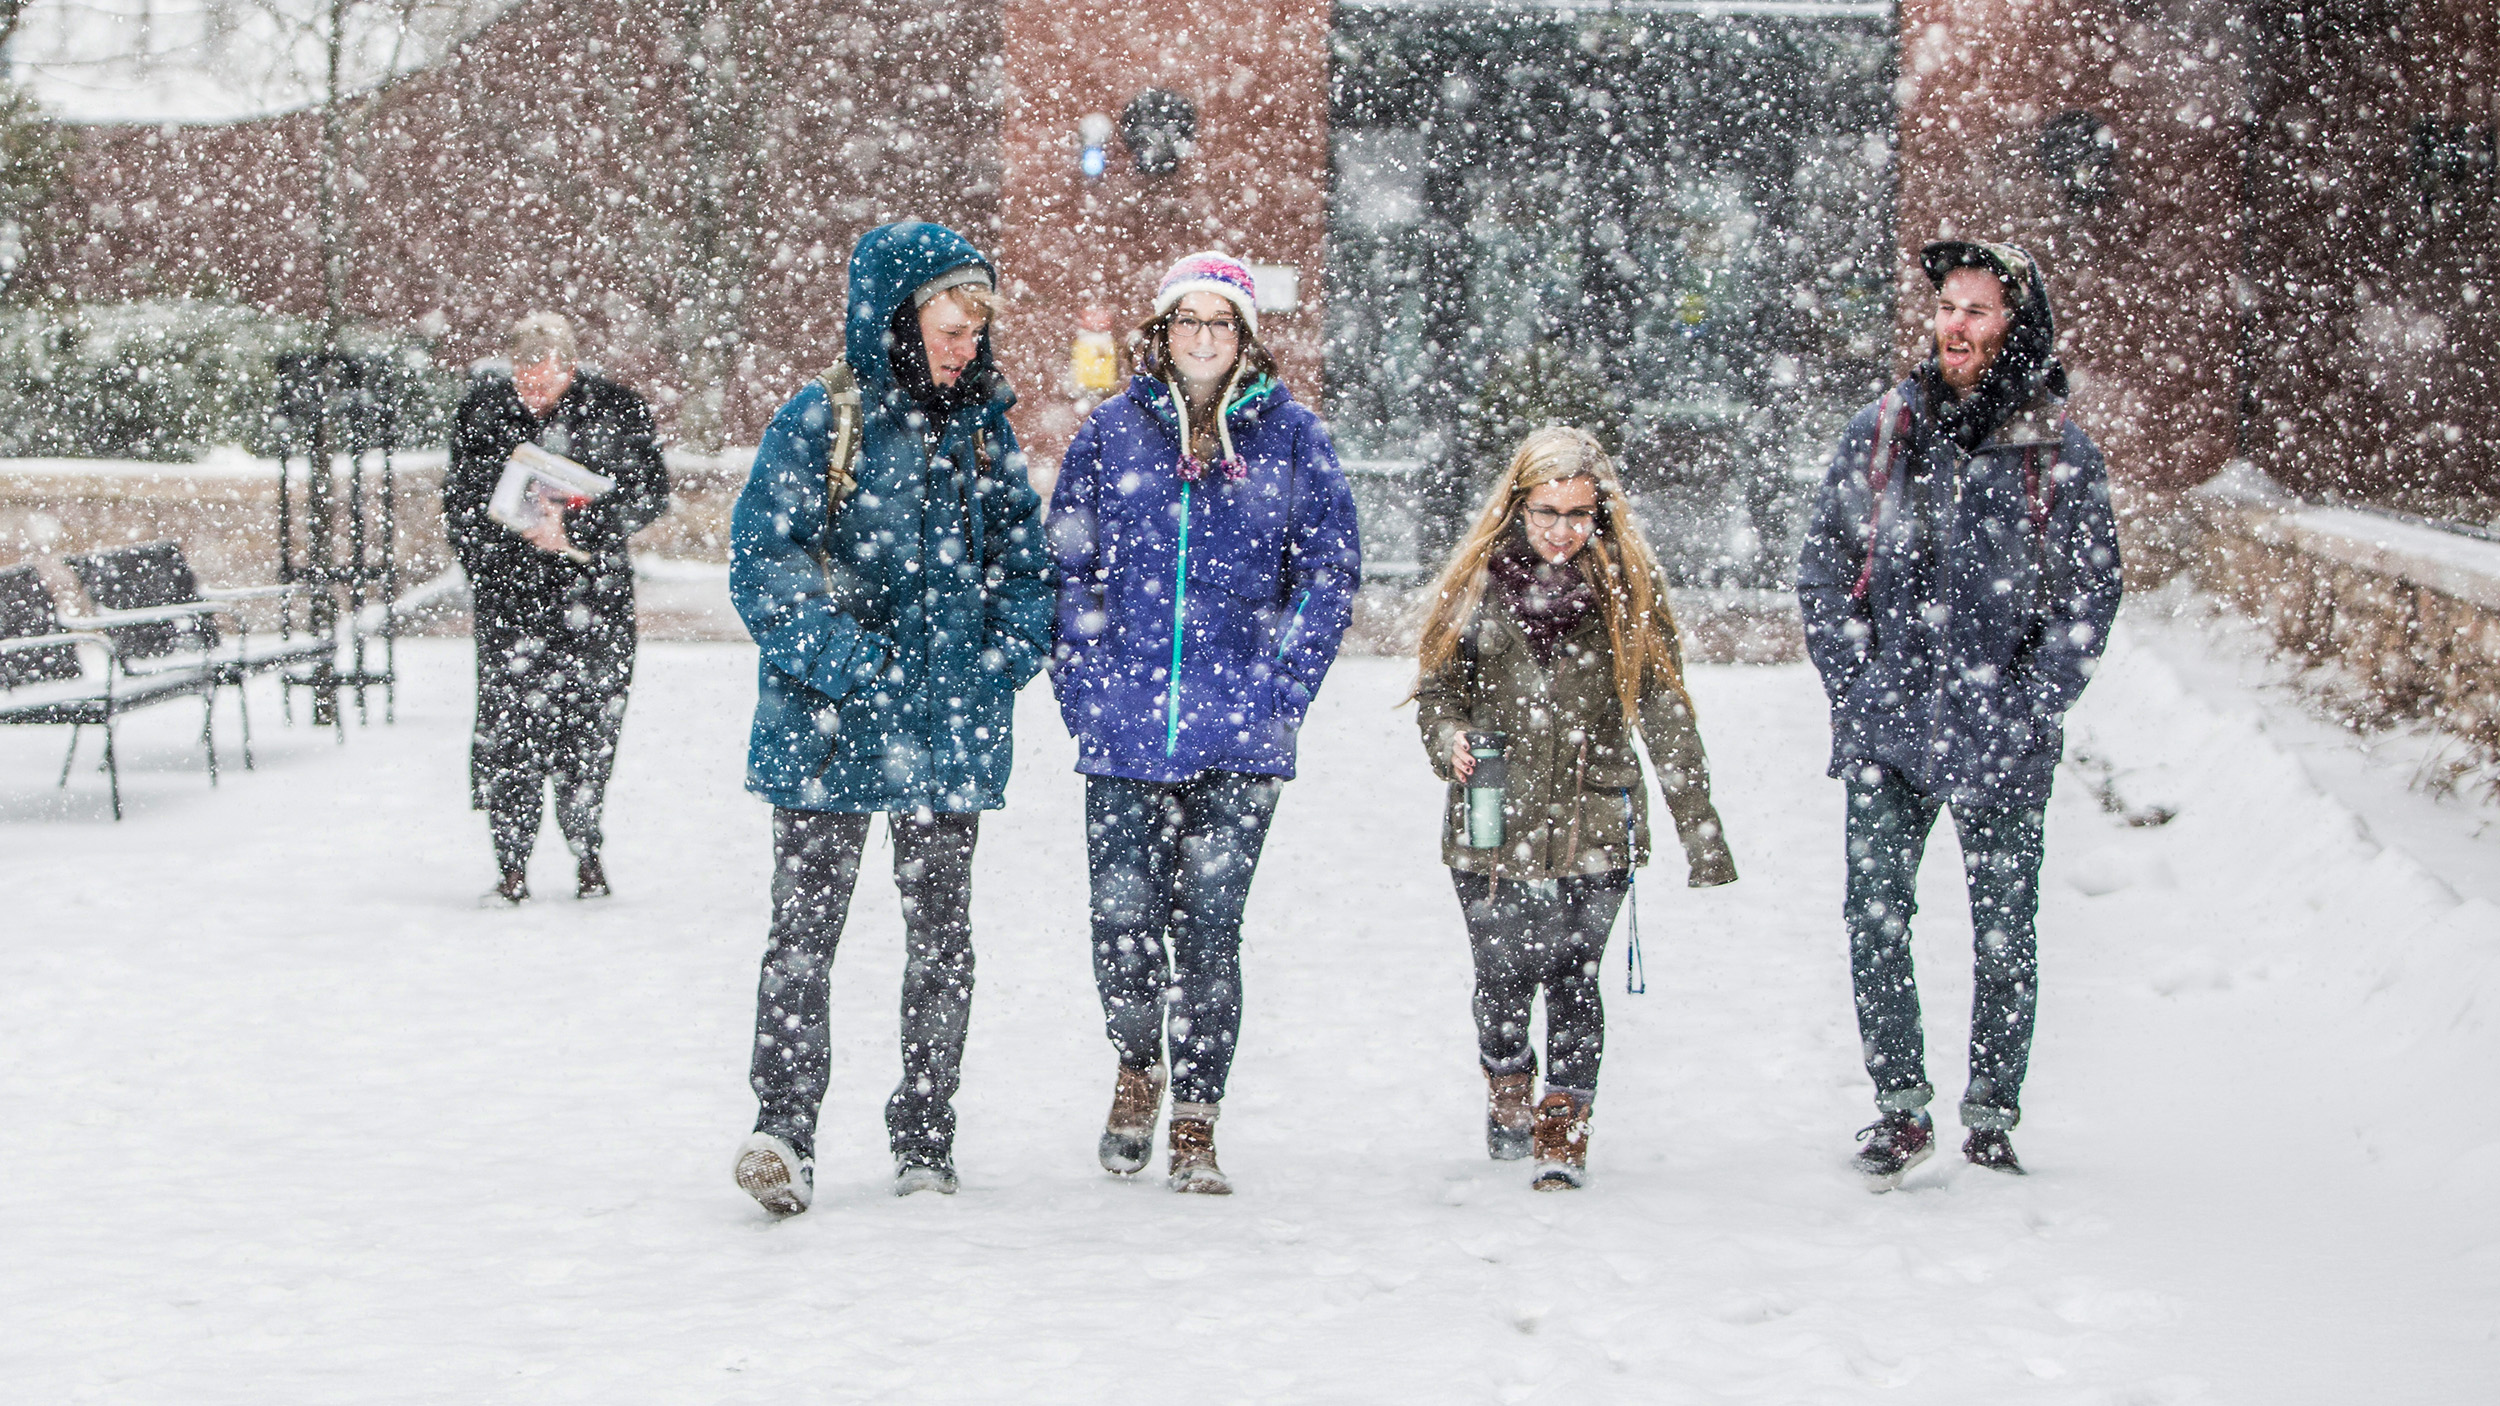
xmin=844 ymin=221 xmax=999 ymax=396
xmin=1920 ymin=241 xmax=2067 ymax=452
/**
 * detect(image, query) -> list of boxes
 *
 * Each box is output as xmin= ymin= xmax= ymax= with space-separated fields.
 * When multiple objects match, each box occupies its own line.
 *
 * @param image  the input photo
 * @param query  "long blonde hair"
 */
xmin=1412 ymin=425 xmax=1688 ymax=730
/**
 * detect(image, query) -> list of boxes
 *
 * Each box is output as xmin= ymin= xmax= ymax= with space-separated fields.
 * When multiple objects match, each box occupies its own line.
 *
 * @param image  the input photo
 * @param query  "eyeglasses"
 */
xmin=1171 ymin=314 xmax=1241 ymax=341
xmin=1524 ymin=506 xmax=1599 ymax=531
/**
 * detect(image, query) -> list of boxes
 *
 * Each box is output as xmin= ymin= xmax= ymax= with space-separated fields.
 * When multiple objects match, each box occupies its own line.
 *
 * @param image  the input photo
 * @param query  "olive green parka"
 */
xmin=1416 ymin=593 xmax=1738 ymax=886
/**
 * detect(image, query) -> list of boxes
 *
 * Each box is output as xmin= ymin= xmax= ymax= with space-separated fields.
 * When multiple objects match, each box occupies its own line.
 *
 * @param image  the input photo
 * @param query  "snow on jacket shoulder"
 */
xmin=1046 ymin=375 xmax=1361 ymax=783
xmin=729 ymin=221 xmax=1052 ymax=814
xmin=1796 ymin=374 xmax=2123 ymax=808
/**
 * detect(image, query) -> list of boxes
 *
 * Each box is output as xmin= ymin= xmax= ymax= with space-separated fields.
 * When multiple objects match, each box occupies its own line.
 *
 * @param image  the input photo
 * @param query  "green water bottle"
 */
xmin=1465 ymin=732 xmax=1508 ymax=850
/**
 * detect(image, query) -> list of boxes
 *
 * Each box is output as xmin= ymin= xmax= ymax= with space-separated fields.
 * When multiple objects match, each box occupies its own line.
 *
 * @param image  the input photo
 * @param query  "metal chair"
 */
xmin=66 ymin=541 xmax=334 ymax=768
xmin=0 ymin=563 xmax=220 ymax=819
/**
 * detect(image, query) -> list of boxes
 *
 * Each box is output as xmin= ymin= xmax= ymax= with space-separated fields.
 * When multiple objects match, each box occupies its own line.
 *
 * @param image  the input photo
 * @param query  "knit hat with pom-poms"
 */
xmin=1153 ymin=252 xmax=1258 ymax=337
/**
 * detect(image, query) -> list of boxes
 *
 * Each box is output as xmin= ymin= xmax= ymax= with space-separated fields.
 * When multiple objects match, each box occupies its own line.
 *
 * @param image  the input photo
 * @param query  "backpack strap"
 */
xmin=2021 ymin=411 xmax=2067 ymax=531
xmin=1849 ymin=388 xmax=1913 ymax=602
xmin=814 ymin=360 xmax=863 ymax=525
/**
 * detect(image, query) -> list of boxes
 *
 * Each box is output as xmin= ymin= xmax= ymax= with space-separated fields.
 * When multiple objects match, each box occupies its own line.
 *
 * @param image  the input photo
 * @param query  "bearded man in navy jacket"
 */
xmin=1798 ymin=240 xmax=2123 ymax=1189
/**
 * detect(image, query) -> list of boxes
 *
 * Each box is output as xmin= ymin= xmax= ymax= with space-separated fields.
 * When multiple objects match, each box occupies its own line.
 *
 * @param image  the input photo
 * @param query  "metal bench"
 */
xmin=66 ymin=541 xmax=337 ymax=768
xmin=0 ymin=563 xmax=221 ymax=819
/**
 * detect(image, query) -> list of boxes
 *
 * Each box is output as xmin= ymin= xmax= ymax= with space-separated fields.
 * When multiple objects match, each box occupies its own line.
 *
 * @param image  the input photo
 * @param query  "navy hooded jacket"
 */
xmin=1796 ymin=370 xmax=2123 ymax=809
xmin=1047 ymin=374 xmax=1362 ymax=782
xmin=729 ymin=222 xmax=1052 ymax=812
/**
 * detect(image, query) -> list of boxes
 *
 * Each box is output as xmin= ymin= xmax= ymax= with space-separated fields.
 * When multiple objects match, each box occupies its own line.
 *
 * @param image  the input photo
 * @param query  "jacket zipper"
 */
xmin=1166 ymin=480 xmax=1193 ymax=757
xmin=1275 ymin=588 xmax=1309 ymax=659
xmin=1921 ymin=450 xmax=1964 ymax=791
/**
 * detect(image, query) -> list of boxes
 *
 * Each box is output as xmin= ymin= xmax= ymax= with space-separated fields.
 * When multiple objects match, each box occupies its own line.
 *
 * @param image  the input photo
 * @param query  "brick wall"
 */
xmin=1894 ymin=0 xmax=2500 ymax=511
xmin=1893 ymin=0 xmax=2249 ymax=500
xmin=991 ymin=0 xmax=1332 ymax=481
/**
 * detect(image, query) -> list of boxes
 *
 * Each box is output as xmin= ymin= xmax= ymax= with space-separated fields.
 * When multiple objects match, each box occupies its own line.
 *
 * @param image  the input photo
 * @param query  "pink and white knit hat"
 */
xmin=1153 ymin=251 xmax=1258 ymax=336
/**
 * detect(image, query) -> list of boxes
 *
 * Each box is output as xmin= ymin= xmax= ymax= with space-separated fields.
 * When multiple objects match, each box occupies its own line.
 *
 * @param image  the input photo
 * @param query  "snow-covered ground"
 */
xmin=3 ymin=615 xmax=2495 ymax=1402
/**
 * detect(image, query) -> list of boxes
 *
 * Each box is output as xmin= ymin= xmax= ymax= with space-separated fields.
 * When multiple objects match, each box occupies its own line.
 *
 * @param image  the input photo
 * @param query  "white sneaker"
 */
xmin=733 ymin=1133 xmax=813 ymax=1215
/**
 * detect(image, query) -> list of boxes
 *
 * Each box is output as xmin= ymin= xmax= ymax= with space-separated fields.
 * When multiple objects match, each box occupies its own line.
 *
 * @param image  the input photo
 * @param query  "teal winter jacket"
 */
xmin=729 ymin=222 xmax=1052 ymax=812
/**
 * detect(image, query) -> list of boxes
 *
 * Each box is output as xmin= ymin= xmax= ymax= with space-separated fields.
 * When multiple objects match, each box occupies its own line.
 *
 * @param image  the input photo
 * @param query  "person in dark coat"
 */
xmin=728 ymin=222 xmax=1053 ymax=1215
xmin=1797 ymin=240 xmax=2123 ymax=1189
xmin=444 ymin=312 xmax=669 ymax=905
xmin=1047 ymin=251 xmax=1362 ymax=1195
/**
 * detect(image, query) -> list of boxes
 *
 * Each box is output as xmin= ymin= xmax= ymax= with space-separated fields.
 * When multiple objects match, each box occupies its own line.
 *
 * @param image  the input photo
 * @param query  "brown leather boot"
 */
xmin=1530 ymin=1090 xmax=1591 ymax=1191
xmin=1099 ymin=1063 xmax=1167 ymax=1175
xmin=1486 ymin=1070 xmax=1534 ymax=1161
xmin=486 ymin=866 xmax=528 ymax=906
xmin=576 ymin=853 xmax=610 ymax=899
xmin=1167 ymin=1102 xmax=1231 ymax=1195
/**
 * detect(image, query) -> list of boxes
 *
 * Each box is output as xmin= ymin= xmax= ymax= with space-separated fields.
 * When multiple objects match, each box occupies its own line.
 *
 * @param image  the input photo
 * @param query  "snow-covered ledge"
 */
xmin=2185 ymin=464 xmax=2500 ymax=761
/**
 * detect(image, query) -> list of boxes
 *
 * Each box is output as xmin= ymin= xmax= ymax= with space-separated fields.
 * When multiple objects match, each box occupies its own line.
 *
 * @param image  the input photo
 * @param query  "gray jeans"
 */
xmin=749 ymin=807 xmax=978 ymax=1165
xmin=1843 ymin=764 xmax=2045 ymax=1131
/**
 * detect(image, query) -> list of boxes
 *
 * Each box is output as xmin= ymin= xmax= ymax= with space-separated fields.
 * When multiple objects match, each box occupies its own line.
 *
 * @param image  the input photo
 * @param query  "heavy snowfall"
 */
xmin=2 ymin=605 xmax=2494 ymax=1401
xmin=4 ymin=0 xmax=2500 ymax=1400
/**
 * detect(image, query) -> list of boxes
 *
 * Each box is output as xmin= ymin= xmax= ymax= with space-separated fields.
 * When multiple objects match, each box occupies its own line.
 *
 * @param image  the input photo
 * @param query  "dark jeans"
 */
xmin=1085 ymin=771 xmax=1282 ymax=1107
xmin=1843 ymin=763 xmax=2046 ymax=1131
xmin=749 ymin=807 xmax=979 ymax=1165
xmin=472 ymin=622 xmax=631 ymax=871
xmin=1452 ymin=870 xmax=1629 ymax=1096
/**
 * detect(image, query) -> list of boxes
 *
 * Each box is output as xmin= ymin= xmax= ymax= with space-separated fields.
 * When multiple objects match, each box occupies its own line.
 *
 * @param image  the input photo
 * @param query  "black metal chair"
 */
xmin=66 ymin=541 xmax=335 ymax=767
xmin=0 ymin=563 xmax=221 ymax=819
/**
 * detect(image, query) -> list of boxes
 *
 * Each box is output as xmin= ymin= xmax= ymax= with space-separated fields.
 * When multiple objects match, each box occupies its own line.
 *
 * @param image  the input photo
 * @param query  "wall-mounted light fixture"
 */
xmin=1120 ymin=89 xmax=1196 ymax=178
xmin=2410 ymin=118 xmax=2496 ymax=217
xmin=2038 ymin=110 xmax=2119 ymax=211
xmin=1077 ymin=112 xmax=1113 ymax=181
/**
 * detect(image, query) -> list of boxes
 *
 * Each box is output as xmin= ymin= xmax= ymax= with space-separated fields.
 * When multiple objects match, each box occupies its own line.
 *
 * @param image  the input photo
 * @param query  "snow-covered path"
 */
xmin=3 ymin=623 xmax=2495 ymax=1403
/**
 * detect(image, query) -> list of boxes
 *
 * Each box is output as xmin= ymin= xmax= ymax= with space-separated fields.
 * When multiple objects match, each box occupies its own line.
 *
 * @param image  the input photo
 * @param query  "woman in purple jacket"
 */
xmin=1047 ymin=252 xmax=1362 ymax=1194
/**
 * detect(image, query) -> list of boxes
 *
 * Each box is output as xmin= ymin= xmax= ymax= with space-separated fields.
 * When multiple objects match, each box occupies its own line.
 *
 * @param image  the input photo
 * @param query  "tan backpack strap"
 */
xmin=814 ymin=362 xmax=863 ymax=510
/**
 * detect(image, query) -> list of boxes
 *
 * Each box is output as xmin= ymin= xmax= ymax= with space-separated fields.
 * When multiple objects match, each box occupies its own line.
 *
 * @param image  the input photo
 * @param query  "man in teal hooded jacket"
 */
xmin=729 ymin=222 xmax=1052 ymax=1213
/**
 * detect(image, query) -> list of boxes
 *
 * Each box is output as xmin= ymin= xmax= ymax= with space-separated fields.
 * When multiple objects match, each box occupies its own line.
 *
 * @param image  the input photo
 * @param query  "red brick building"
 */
xmin=1899 ymin=0 xmax=2499 ymax=508
xmin=26 ymin=0 xmax=2500 ymax=514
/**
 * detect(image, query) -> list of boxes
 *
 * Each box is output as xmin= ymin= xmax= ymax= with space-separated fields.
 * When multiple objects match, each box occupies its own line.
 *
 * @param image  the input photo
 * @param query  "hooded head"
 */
xmin=1917 ymin=238 xmax=2065 ymax=451
xmin=844 ymin=221 xmax=1002 ymax=414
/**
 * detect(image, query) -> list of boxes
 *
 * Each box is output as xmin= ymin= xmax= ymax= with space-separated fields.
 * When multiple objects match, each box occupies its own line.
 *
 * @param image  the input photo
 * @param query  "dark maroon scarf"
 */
xmin=1487 ymin=531 xmax=1596 ymax=667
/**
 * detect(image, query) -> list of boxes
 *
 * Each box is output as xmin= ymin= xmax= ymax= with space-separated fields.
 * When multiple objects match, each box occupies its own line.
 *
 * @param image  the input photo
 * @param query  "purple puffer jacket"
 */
xmin=1046 ymin=375 xmax=1362 ymax=782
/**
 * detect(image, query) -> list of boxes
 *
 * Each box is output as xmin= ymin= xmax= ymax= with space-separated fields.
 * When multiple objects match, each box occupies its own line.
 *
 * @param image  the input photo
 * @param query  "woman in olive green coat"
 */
xmin=1412 ymin=425 xmax=1738 ymax=1190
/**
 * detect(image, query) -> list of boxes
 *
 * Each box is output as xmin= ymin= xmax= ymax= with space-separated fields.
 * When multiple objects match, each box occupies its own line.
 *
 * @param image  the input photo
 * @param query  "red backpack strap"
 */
xmin=2022 ymin=445 xmax=2049 ymax=530
xmin=2022 ymin=411 xmax=2068 ymax=536
xmin=1850 ymin=389 xmax=1911 ymax=601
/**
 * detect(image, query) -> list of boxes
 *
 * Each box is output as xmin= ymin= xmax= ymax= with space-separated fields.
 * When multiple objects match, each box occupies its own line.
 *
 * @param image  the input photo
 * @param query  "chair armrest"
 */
xmin=59 ymin=602 xmax=222 ymax=629
xmin=198 ymin=584 xmax=302 ymax=602
xmin=0 ymin=629 xmax=115 ymax=656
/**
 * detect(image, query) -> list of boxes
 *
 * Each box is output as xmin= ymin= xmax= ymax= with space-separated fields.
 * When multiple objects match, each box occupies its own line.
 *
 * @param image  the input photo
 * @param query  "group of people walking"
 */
xmin=441 ymin=220 xmax=2121 ymax=1214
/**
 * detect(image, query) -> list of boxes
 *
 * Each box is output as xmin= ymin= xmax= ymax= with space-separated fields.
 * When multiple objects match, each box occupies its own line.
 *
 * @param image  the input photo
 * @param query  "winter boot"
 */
xmin=1964 ymin=1128 xmax=2025 ymax=1175
xmin=576 ymin=853 xmax=610 ymax=900
xmin=733 ymin=1132 xmax=813 ymax=1216
xmin=1167 ymin=1102 xmax=1231 ymax=1195
xmin=1530 ymin=1090 xmax=1591 ymax=1191
xmin=485 ymin=866 xmax=529 ymax=906
xmin=894 ymin=1151 xmax=958 ymax=1197
xmin=1485 ymin=1069 xmax=1535 ymax=1161
xmin=1852 ymin=1110 xmax=1935 ymax=1192
xmin=1099 ymin=1063 xmax=1167 ymax=1175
